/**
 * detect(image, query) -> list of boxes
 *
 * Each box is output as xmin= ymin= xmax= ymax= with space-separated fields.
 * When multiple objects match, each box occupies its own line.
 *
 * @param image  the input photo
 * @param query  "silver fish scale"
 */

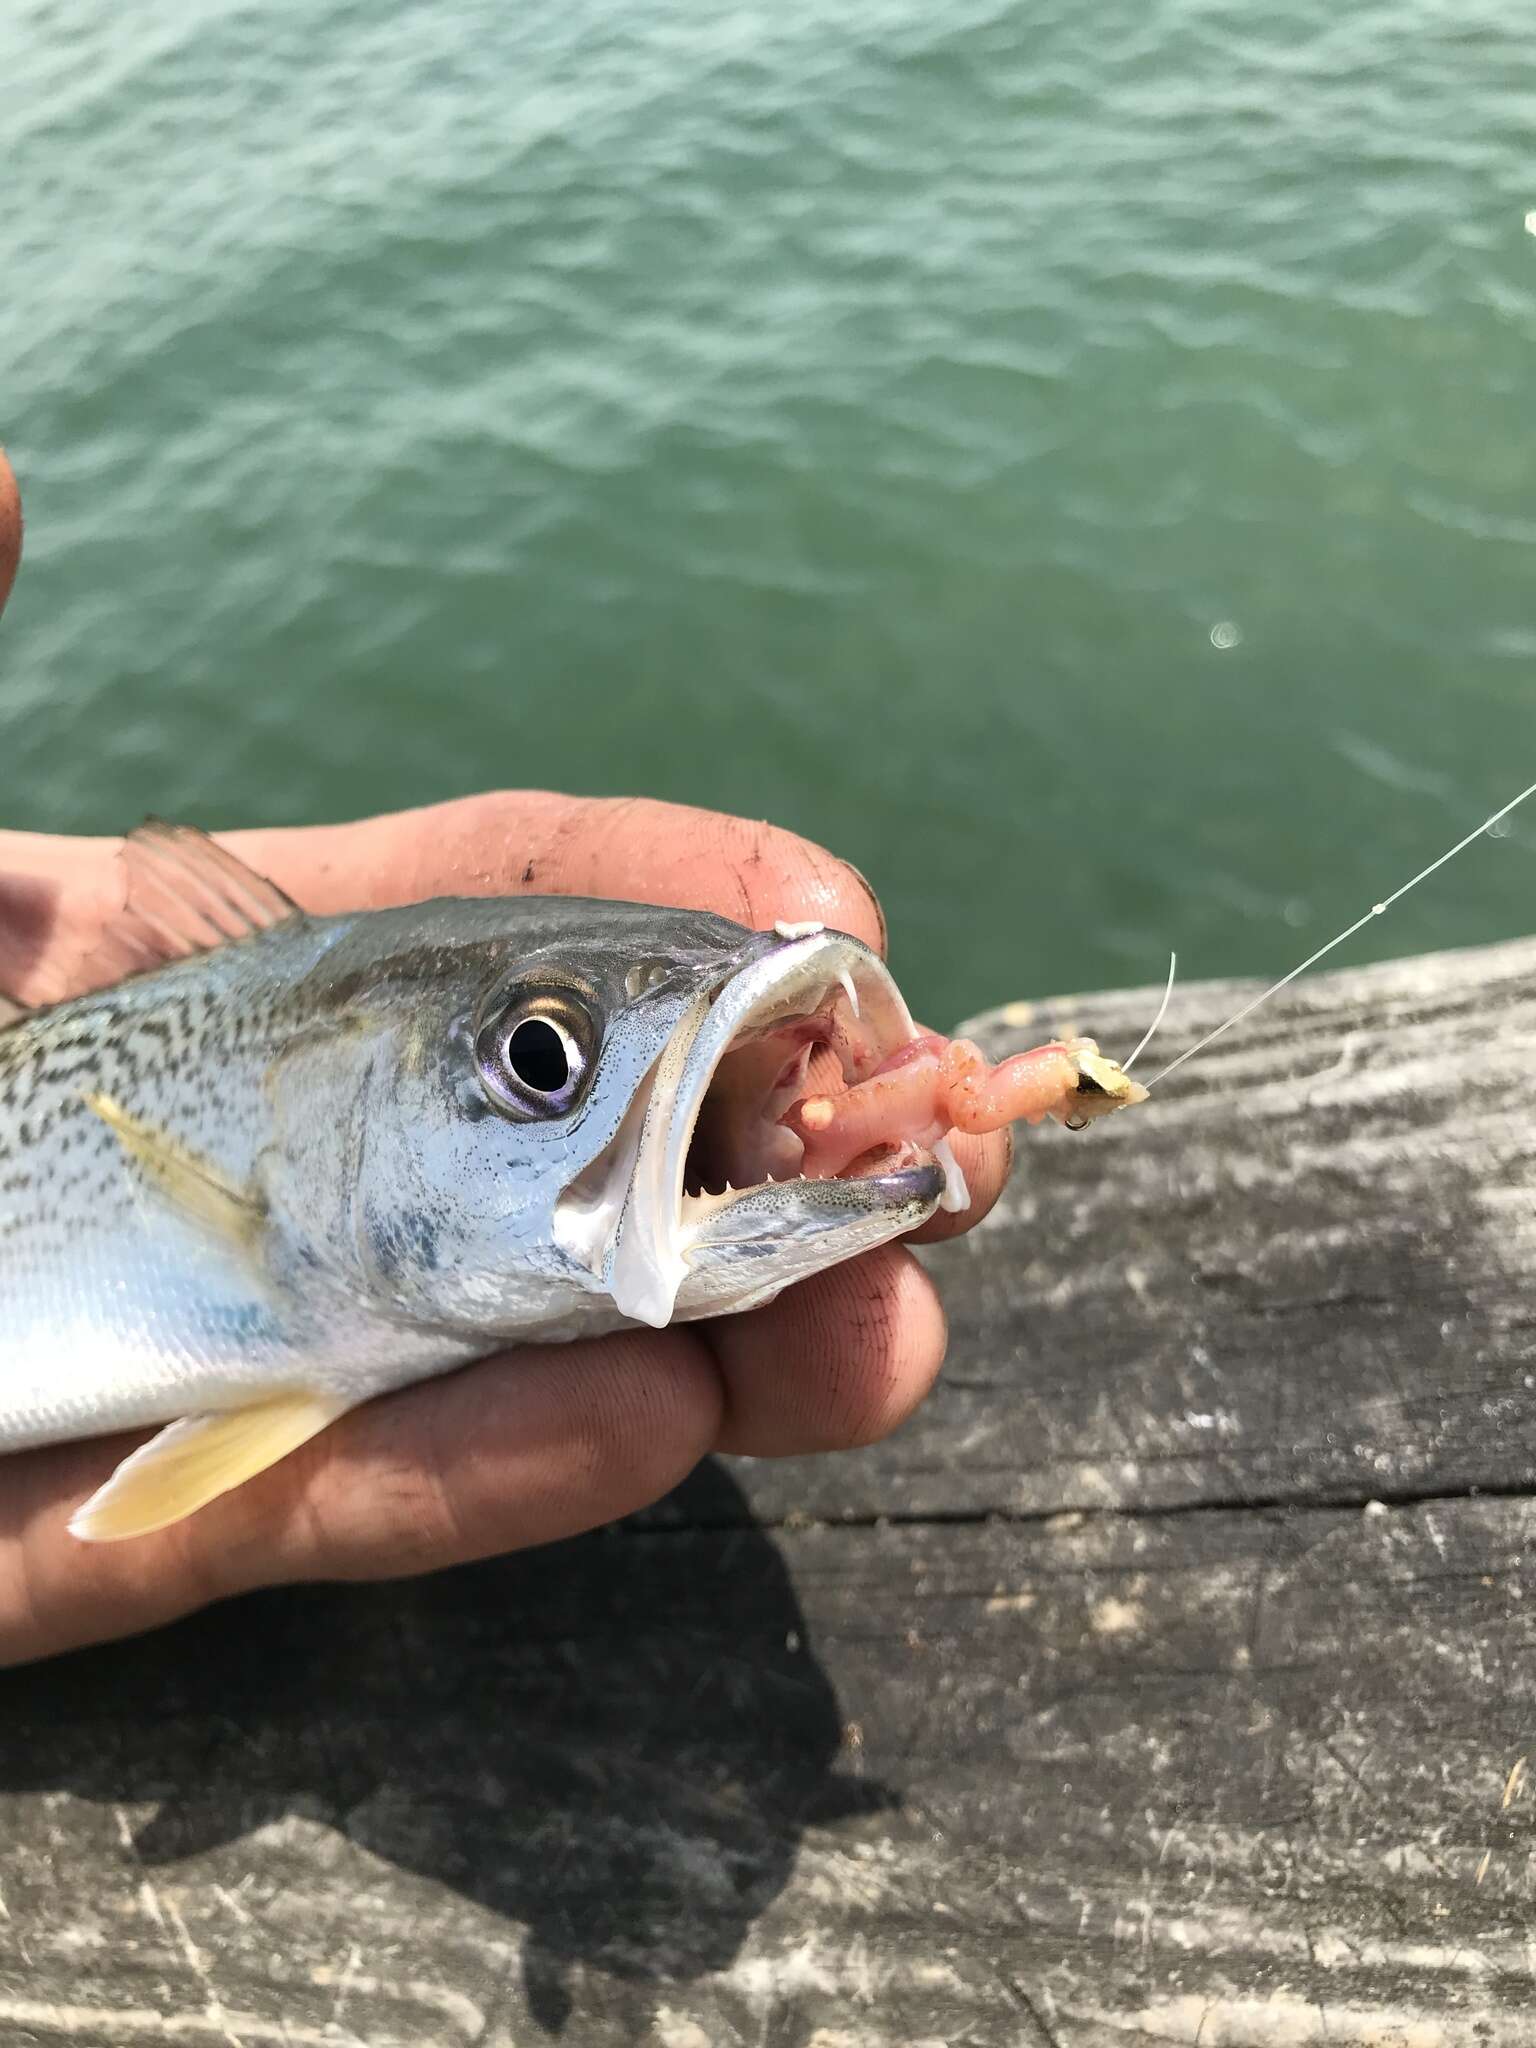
xmin=0 ymin=921 xmax=361 ymax=1443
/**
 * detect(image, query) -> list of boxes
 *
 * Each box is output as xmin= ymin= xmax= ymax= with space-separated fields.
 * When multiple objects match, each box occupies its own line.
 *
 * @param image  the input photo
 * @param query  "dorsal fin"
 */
xmin=124 ymin=820 xmax=301 ymax=953
xmin=81 ymin=822 xmax=304 ymax=986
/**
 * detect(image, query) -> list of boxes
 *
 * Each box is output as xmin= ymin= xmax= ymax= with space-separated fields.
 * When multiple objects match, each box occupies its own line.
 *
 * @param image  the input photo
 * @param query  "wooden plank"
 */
xmin=3 ymin=1469 xmax=1535 ymax=2042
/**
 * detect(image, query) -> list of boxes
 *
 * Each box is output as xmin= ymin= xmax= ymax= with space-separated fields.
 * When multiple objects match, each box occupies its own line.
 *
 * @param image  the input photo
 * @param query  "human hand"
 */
xmin=0 ymin=461 xmax=1010 ymax=1666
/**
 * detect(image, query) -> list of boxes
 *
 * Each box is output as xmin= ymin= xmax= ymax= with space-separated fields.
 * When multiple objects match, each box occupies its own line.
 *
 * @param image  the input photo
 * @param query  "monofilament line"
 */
xmin=1122 ymin=951 xmax=1177 ymax=1073
xmin=1145 ymin=776 xmax=1536 ymax=1090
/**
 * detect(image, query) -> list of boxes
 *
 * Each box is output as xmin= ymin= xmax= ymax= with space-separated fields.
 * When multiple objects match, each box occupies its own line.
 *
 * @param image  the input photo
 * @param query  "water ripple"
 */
xmin=2 ymin=0 xmax=1534 ymax=1018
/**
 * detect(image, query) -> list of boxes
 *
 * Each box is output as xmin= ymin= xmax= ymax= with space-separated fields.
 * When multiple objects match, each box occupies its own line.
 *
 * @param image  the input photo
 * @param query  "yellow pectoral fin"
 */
xmin=83 ymin=1090 xmax=267 ymax=1259
xmin=68 ymin=1391 xmax=349 ymax=1543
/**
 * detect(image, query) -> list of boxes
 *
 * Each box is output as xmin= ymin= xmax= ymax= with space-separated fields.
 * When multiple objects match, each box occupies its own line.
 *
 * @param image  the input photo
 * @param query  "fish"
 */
xmin=0 ymin=823 xmax=1146 ymax=1544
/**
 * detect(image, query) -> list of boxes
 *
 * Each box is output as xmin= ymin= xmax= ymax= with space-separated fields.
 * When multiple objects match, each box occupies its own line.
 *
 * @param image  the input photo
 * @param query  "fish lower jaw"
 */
xmin=678 ymin=1137 xmax=942 ymax=1228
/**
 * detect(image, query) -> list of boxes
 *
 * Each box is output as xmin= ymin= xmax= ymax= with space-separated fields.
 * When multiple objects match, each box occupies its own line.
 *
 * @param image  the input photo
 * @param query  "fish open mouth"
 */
xmin=605 ymin=927 xmax=953 ymax=1327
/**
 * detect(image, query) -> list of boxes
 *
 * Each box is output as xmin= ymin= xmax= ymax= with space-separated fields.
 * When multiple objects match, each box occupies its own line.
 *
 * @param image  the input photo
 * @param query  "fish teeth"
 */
xmin=836 ymin=968 xmax=860 ymax=1019
xmin=933 ymin=1134 xmax=971 ymax=1213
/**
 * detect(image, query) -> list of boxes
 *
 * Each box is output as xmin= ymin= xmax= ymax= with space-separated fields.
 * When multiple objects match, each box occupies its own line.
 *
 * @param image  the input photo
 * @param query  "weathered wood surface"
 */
xmin=6 ymin=935 xmax=1536 ymax=2045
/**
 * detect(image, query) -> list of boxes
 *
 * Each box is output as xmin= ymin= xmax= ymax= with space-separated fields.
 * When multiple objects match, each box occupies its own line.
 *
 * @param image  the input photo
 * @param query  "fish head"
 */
xmin=277 ymin=900 xmax=945 ymax=1339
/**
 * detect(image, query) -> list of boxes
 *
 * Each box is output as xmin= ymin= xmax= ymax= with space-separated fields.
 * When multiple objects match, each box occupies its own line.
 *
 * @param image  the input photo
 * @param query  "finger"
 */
xmin=228 ymin=792 xmax=888 ymax=955
xmin=228 ymin=1327 xmax=723 ymax=1588
xmin=0 ymin=1433 xmax=214 ymax=1666
xmin=0 ymin=450 xmax=20 ymax=620
xmin=707 ymin=1243 xmax=947 ymax=1458
xmin=0 ymin=1331 xmax=722 ymax=1665
xmin=0 ymin=794 xmax=889 ymax=1007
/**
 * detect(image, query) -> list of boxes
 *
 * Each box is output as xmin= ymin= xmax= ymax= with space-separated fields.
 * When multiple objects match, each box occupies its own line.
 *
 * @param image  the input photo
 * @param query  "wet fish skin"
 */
xmin=0 ymin=895 xmax=757 ymax=1450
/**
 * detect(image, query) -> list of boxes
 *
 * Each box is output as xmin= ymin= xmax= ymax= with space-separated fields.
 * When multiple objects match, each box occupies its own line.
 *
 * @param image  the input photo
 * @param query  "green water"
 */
xmin=4 ymin=0 xmax=1534 ymax=1024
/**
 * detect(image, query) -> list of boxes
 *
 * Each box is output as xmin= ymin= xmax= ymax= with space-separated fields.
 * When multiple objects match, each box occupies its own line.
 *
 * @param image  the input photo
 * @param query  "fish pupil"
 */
xmin=507 ymin=1016 xmax=570 ymax=1095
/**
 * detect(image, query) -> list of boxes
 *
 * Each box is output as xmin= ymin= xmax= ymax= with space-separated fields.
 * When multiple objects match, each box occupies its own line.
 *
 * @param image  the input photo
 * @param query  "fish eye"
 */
xmin=507 ymin=1017 xmax=572 ymax=1094
xmin=474 ymin=987 xmax=598 ymax=1121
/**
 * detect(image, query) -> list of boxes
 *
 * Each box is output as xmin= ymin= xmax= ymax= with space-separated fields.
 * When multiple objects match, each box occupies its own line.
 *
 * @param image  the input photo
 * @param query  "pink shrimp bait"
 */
xmin=783 ymin=1032 xmax=1148 ymax=1183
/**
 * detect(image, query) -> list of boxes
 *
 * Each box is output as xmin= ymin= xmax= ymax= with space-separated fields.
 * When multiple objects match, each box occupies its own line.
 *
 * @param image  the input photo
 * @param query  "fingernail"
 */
xmin=842 ymin=859 xmax=887 ymax=957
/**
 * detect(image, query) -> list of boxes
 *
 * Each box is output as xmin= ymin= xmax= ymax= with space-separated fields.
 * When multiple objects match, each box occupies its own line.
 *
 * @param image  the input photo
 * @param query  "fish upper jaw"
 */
xmin=595 ymin=927 xmax=946 ymax=1329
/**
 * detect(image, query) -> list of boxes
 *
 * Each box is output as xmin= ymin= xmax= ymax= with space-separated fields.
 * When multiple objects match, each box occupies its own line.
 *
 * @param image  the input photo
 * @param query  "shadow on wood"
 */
xmin=0 ymin=1459 xmax=893 ymax=2039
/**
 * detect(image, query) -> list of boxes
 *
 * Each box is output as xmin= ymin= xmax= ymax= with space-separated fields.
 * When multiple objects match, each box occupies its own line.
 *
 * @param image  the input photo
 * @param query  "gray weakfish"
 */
xmin=0 ymin=825 xmax=1146 ymax=1543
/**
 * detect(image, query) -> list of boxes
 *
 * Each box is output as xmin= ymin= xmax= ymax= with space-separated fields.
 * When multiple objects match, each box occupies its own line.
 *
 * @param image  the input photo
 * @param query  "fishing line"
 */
xmin=1121 ymin=951 xmax=1177 ymax=1073
xmin=1144 ymin=776 xmax=1536 ymax=1091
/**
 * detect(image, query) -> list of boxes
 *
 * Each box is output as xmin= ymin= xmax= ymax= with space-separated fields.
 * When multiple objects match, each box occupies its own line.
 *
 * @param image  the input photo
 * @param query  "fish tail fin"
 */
xmin=68 ymin=1391 xmax=349 ymax=1543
